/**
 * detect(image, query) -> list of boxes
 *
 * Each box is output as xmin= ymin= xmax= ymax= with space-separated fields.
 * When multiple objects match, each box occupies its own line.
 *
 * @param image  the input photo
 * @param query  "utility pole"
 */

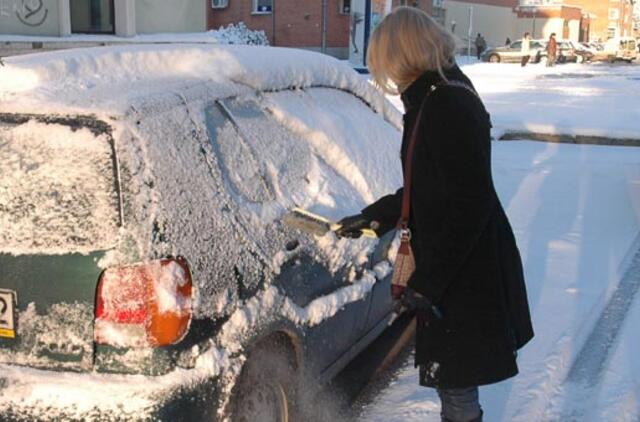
xmin=321 ymin=0 xmax=328 ymax=54
xmin=532 ymin=7 xmax=537 ymax=38
xmin=363 ymin=0 xmax=372 ymax=67
xmin=272 ymin=0 xmax=276 ymax=46
xmin=467 ymin=6 xmax=473 ymax=56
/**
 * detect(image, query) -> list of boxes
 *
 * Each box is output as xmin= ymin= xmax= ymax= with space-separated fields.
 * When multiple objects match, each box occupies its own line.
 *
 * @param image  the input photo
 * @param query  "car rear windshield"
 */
xmin=0 ymin=117 xmax=120 ymax=255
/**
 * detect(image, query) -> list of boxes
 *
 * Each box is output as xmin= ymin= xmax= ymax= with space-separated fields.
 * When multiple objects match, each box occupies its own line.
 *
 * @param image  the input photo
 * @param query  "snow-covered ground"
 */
xmin=360 ymin=61 xmax=640 ymax=421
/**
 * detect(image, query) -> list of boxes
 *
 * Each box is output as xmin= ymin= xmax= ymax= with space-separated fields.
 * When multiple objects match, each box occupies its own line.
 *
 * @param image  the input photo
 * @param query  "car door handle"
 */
xmin=285 ymin=239 xmax=300 ymax=252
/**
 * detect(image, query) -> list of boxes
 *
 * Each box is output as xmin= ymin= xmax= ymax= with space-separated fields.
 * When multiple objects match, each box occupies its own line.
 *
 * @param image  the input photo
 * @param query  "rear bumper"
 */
xmin=0 ymin=363 xmax=221 ymax=421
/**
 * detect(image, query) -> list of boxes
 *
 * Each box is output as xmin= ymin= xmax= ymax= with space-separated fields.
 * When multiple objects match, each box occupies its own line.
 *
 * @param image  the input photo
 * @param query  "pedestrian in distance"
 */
xmin=546 ymin=33 xmax=557 ymax=67
xmin=335 ymin=7 xmax=534 ymax=422
xmin=505 ymin=37 xmax=511 ymax=45
xmin=475 ymin=33 xmax=487 ymax=60
xmin=521 ymin=32 xmax=531 ymax=67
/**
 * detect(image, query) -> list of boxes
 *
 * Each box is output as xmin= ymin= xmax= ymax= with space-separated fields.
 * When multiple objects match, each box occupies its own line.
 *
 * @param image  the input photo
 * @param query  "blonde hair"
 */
xmin=367 ymin=7 xmax=456 ymax=94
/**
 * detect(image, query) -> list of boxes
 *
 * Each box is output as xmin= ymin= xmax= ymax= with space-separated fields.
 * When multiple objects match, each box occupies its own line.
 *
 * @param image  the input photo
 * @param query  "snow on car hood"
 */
xmin=0 ymin=44 xmax=401 ymax=129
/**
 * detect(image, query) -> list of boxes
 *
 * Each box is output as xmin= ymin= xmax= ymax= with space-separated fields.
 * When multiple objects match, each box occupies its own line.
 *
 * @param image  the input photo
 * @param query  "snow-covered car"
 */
xmin=481 ymin=39 xmax=546 ymax=63
xmin=0 ymin=45 xmax=403 ymax=421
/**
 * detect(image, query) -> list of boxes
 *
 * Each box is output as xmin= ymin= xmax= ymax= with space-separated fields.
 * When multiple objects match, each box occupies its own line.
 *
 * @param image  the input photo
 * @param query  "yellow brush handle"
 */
xmin=360 ymin=228 xmax=378 ymax=239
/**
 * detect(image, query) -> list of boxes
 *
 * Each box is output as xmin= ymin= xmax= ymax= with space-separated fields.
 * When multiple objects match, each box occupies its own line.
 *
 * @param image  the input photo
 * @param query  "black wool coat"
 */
xmin=362 ymin=65 xmax=534 ymax=389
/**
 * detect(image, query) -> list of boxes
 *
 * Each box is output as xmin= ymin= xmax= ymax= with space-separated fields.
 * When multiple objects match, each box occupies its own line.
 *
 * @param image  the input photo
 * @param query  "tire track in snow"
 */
xmin=566 ymin=246 xmax=640 ymax=383
xmin=556 ymin=242 xmax=640 ymax=419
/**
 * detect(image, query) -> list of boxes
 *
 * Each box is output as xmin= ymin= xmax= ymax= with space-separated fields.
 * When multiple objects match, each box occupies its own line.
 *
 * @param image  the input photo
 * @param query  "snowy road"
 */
xmin=358 ymin=62 xmax=640 ymax=422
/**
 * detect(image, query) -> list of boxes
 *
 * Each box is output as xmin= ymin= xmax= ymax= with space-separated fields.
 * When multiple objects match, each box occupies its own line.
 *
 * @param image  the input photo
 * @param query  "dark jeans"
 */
xmin=437 ymin=387 xmax=482 ymax=422
xmin=521 ymin=55 xmax=530 ymax=67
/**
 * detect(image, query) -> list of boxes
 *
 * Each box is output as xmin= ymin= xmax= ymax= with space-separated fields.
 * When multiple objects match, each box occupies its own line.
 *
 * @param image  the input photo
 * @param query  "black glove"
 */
xmin=393 ymin=287 xmax=443 ymax=320
xmin=335 ymin=214 xmax=371 ymax=239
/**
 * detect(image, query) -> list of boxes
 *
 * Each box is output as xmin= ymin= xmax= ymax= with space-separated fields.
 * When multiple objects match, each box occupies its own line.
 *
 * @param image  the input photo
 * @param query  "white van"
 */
xmin=604 ymin=37 xmax=637 ymax=63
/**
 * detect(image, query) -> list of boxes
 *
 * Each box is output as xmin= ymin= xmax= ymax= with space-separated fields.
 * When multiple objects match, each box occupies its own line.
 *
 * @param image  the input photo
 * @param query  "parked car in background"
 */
xmin=535 ymin=40 xmax=594 ymax=63
xmin=0 ymin=44 xmax=403 ymax=421
xmin=481 ymin=39 xmax=546 ymax=63
xmin=603 ymin=37 xmax=637 ymax=63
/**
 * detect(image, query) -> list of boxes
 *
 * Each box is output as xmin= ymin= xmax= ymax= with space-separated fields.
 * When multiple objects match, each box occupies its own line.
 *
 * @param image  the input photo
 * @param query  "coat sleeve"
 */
xmin=360 ymin=188 xmax=403 ymax=236
xmin=407 ymin=93 xmax=496 ymax=304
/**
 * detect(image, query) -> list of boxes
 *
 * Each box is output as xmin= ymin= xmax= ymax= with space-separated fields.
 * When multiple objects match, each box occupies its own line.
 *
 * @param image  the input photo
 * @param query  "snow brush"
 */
xmin=283 ymin=208 xmax=378 ymax=239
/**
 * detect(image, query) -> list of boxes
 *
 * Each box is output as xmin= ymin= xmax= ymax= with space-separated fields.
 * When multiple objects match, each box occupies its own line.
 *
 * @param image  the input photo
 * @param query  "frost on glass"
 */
xmin=0 ymin=120 xmax=120 ymax=255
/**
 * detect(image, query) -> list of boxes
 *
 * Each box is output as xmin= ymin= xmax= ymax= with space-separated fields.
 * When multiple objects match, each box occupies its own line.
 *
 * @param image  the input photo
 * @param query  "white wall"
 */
xmin=0 ymin=0 xmax=62 ymax=36
xmin=568 ymin=19 xmax=579 ymax=41
xmin=135 ymin=0 xmax=205 ymax=34
xmin=516 ymin=17 xmax=562 ymax=40
xmin=516 ymin=17 xmax=580 ymax=41
xmin=444 ymin=0 xmax=519 ymax=48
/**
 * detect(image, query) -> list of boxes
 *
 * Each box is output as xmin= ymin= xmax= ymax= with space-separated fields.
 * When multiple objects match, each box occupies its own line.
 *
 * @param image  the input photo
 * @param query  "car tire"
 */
xmin=230 ymin=339 xmax=298 ymax=422
xmin=488 ymin=54 xmax=500 ymax=63
xmin=534 ymin=52 xmax=542 ymax=64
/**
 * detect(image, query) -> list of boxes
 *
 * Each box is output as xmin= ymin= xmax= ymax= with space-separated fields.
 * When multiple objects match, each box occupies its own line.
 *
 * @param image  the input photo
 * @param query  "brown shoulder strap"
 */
xmin=397 ymin=86 xmax=434 ymax=230
xmin=397 ymin=80 xmax=478 ymax=230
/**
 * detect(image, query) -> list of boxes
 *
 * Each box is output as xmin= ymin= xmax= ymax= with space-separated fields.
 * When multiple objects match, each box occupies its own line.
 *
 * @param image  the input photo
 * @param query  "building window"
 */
xmin=70 ymin=0 xmax=115 ymax=34
xmin=253 ymin=0 xmax=273 ymax=13
xmin=608 ymin=8 xmax=619 ymax=20
xmin=340 ymin=0 xmax=351 ymax=14
xmin=607 ymin=27 xmax=617 ymax=38
xmin=212 ymin=0 xmax=229 ymax=8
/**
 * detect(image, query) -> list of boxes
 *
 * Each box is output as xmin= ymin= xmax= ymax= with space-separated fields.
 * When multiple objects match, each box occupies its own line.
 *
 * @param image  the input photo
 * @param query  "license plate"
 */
xmin=0 ymin=289 xmax=17 ymax=339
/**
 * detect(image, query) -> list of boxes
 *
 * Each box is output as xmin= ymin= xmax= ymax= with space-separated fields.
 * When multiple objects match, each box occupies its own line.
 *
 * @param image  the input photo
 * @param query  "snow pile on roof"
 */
xmin=0 ymin=44 xmax=400 ymax=128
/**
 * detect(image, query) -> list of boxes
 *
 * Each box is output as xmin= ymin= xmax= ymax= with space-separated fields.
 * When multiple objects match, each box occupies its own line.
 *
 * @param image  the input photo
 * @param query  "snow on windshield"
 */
xmin=0 ymin=119 xmax=120 ymax=255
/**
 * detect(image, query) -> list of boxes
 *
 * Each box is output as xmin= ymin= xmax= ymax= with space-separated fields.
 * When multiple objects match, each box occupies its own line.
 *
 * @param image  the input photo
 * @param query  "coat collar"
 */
xmin=400 ymin=64 xmax=465 ymax=112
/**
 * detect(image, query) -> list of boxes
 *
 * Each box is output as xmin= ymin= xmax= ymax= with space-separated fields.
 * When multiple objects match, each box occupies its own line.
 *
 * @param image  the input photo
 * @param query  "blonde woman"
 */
xmin=336 ymin=7 xmax=534 ymax=422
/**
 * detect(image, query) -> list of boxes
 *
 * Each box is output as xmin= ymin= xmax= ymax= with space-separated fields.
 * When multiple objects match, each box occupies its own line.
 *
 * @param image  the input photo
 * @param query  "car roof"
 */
xmin=0 ymin=44 xmax=399 ymax=126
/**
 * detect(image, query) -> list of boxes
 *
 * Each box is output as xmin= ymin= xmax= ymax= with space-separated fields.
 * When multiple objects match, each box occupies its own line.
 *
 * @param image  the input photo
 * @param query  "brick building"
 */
xmin=516 ymin=2 xmax=585 ymax=41
xmin=208 ymin=0 xmax=351 ymax=58
xmin=208 ymin=0 xmax=435 ymax=59
xmin=570 ymin=0 xmax=635 ymax=41
xmin=518 ymin=0 xmax=635 ymax=42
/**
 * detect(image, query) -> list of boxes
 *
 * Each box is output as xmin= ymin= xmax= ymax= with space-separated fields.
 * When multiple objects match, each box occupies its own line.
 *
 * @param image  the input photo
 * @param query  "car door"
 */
xmin=262 ymin=87 xmax=403 ymax=343
xmin=506 ymin=41 xmax=522 ymax=62
xmin=202 ymin=94 xmax=372 ymax=372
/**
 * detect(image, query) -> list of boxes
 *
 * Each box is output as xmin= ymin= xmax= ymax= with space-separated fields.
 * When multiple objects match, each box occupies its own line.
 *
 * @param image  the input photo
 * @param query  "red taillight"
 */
xmin=95 ymin=257 xmax=193 ymax=347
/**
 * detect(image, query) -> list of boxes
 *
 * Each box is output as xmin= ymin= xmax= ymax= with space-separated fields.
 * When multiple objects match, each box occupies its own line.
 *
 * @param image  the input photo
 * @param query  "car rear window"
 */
xmin=0 ymin=118 xmax=120 ymax=255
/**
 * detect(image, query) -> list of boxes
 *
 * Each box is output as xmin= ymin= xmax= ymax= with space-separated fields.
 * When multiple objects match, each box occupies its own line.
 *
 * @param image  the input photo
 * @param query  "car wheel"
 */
xmin=488 ymin=54 xmax=500 ymax=63
xmin=230 ymin=339 xmax=298 ymax=422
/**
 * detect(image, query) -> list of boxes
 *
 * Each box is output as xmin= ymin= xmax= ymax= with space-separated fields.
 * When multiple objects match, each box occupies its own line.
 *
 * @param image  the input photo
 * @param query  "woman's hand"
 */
xmin=335 ymin=214 xmax=371 ymax=239
xmin=393 ymin=287 xmax=444 ymax=320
